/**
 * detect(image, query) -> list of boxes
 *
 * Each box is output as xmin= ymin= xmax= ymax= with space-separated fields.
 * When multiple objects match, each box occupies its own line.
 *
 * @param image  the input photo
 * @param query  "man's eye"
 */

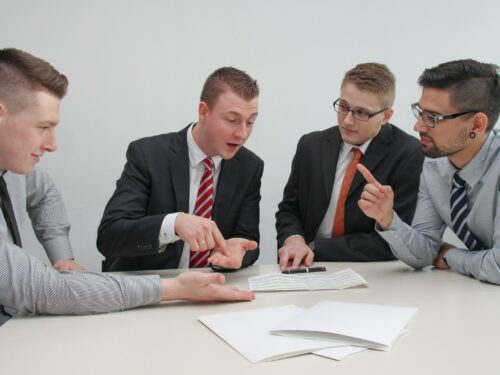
xmin=354 ymin=110 xmax=369 ymax=117
xmin=423 ymin=112 xmax=436 ymax=121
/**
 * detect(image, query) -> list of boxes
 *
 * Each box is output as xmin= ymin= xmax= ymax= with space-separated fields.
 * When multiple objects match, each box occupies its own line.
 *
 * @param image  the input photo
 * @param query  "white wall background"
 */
xmin=1 ymin=0 xmax=499 ymax=271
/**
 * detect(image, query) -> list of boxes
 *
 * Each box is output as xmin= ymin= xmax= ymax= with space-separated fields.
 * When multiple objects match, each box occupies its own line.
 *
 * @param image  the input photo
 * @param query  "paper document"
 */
xmin=199 ymin=305 xmax=340 ymax=363
xmin=248 ymin=268 xmax=367 ymax=292
xmin=271 ymin=300 xmax=417 ymax=351
xmin=314 ymin=346 xmax=367 ymax=360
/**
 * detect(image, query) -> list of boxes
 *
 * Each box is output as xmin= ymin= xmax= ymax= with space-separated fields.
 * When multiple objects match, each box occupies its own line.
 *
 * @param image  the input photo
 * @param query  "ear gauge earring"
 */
xmin=469 ymin=132 xmax=476 ymax=139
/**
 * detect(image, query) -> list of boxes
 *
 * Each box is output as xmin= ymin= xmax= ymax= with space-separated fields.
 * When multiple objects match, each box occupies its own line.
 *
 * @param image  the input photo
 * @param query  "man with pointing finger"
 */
xmin=358 ymin=59 xmax=500 ymax=285
xmin=97 ymin=67 xmax=262 ymax=272
xmin=0 ymin=48 xmax=254 ymax=323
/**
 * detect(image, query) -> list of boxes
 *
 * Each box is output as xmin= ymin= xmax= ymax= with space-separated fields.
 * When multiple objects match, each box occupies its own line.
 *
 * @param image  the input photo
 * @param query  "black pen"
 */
xmin=282 ymin=266 xmax=327 ymax=274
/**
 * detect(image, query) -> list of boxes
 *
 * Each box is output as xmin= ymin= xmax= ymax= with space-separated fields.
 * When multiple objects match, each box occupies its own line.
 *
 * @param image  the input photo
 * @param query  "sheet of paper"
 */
xmin=199 ymin=305 xmax=341 ymax=363
xmin=314 ymin=346 xmax=367 ymax=360
xmin=248 ymin=268 xmax=367 ymax=292
xmin=271 ymin=300 xmax=417 ymax=351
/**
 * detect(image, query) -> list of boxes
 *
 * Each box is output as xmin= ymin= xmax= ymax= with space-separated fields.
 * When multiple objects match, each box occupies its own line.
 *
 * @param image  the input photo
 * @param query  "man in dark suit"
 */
xmin=276 ymin=63 xmax=424 ymax=269
xmin=97 ymin=67 xmax=263 ymax=271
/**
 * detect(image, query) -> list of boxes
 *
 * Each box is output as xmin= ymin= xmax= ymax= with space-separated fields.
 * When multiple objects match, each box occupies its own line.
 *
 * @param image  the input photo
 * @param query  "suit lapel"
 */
xmin=213 ymin=157 xmax=239 ymax=226
xmin=322 ymin=128 xmax=342 ymax=202
xmin=348 ymin=124 xmax=393 ymax=197
xmin=170 ymin=126 xmax=190 ymax=214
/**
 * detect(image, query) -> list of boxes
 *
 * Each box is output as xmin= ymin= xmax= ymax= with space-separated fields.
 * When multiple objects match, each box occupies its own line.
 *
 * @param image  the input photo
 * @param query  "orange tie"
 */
xmin=332 ymin=147 xmax=363 ymax=237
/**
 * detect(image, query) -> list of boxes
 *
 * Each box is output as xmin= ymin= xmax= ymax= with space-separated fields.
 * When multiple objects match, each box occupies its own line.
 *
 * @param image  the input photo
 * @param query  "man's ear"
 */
xmin=382 ymin=108 xmax=394 ymax=125
xmin=471 ymin=112 xmax=488 ymax=134
xmin=198 ymin=101 xmax=208 ymax=123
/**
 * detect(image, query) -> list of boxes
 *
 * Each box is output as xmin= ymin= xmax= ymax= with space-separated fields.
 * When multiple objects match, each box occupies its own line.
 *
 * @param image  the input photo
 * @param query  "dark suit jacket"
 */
xmin=275 ymin=124 xmax=424 ymax=261
xmin=97 ymin=125 xmax=263 ymax=271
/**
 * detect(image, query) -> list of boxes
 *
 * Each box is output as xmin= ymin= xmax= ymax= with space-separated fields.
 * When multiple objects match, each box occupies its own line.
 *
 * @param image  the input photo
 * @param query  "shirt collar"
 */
xmin=187 ymin=122 xmax=222 ymax=171
xmin=441 ymin=131 xmax=496 ymax=187
xmin=460 ymin=131 xmax=496 ymax=186
xmin=339 ymin=139 xmax=372 ymax=159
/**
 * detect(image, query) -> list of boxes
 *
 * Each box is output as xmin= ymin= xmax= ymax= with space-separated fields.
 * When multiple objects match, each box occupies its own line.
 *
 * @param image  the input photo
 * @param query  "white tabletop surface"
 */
xmin=1 ymin=261 xmax=498 ymax=375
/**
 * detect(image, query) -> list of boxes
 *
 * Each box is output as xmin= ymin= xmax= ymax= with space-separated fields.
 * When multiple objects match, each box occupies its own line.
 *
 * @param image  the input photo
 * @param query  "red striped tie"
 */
xmin=189 ymin=158 xmax=215 ymax=268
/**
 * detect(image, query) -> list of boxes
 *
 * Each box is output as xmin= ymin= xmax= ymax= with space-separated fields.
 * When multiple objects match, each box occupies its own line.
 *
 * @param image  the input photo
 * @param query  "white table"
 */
xmin=1 ymin=262 xmax=498 ymax=375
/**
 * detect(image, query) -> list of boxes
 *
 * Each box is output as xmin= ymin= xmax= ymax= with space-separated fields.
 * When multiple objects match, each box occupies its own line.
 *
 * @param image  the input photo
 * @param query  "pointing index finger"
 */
xmin=357 ymin=164 xmax=383 ymax=189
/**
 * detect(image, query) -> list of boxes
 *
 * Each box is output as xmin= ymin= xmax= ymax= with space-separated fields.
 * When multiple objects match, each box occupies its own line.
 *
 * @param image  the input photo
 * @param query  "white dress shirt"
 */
xmin=158 ymin=122 xmax=222 ymax=268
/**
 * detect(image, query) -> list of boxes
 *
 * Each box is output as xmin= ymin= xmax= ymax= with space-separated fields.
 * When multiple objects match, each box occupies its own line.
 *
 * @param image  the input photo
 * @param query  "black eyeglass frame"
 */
xmin=333 ymin=98 xmax=388 ymax=122
xmin=411 ymin=102 xmax=479 ymax=128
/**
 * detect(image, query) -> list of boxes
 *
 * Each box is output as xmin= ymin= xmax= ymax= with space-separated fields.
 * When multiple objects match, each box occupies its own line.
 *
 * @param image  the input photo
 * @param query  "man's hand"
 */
xmin=208 ymin=238 xmax=258 ymax=269
xmin=174 ymin=213 xmax=230 ymax=256
xmin=278 ymin=236 xmax=314 ymax=270
xmin=161 ymin=272 xmax=255 ymax=302
xmin=357 ymin=164 xmax=395 ymax=230
xmin=53 ymin=259 xmax=85 ymax=272
xmin=433 ymin=243 xmax=454 ymax=270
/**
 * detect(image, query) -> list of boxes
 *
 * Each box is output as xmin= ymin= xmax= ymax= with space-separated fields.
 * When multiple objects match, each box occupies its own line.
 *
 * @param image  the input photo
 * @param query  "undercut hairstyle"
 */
xmin=341 ymin=63 xmax=396 ymax=108
xmin=200 ymin=67 xmax=259 ymax=108
xmin=0 ymin=48 xmax=68 ymax=114
xmin=418 ymin=59 xmax=500 ymax=131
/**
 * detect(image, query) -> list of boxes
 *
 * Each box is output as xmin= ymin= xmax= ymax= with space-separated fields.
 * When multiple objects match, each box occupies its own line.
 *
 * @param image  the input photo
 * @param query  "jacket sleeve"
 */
xmin=275 ymin=135 xmax=308 ymax=248
xmin=97 ymin=141 xmax=166 ymax=259
xmin=237 ymin=159 xmax=263 ymax=268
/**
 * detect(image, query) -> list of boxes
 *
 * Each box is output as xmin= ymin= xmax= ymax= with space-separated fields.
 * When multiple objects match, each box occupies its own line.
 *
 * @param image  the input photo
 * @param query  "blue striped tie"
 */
xmin=450 ymin=172 xmax=484 ymax=251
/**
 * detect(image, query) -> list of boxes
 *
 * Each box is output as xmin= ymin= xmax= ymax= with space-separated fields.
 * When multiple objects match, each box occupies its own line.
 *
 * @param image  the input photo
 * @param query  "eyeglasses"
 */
xmin=411 ymin=103 xmax=478 ymax=128
xmin=333 ymin=99 xmax=387 ymax=121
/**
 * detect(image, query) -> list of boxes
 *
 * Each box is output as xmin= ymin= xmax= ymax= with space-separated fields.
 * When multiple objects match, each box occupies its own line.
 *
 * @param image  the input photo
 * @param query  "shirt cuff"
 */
xmin=442 ymin=248 xmax=465 ymax=271
xmin=159 ymin=213 xmax=181 ymax=247
xmin=375 ymin=213 xmax=407 ymax=248
xmin=121 ymin=275 xmax=163 ymax=309
xmin=41 ymin=236 xmax=74 ymax=264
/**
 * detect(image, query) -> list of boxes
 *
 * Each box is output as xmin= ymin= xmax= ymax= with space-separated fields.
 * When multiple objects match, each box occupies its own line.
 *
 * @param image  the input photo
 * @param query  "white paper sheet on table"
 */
xmin=199 ymin=305 xmax=342 ymax=363
xmin=248 ymin=268 xmax=367 ymax=292
xmin=314 ymin=346 xmax=367 ymax=360
xmin=270 ymin=300 xmax=417 ymax=351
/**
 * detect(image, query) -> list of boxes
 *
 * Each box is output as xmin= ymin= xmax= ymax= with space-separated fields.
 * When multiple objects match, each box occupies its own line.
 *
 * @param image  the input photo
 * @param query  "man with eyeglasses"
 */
xmin=275 ymin=63 xmax=424 ymax=269
xmin=358 ymin=59 xmax=500 ymax=284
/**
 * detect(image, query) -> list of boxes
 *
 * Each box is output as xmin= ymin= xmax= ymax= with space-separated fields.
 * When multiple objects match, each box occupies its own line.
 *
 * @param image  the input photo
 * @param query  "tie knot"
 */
xmin=452 ymin=172 xmax=466 ymax=188
xmin=202 ymin=158 xmax=214 ymax=170
xmin=352 ymin=148 xmax=362 ymax=161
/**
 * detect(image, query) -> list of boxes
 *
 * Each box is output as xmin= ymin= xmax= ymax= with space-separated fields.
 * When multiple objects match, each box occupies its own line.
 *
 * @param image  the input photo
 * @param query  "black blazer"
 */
xmin=275 ymin=124 xmax=424 ymax=261
xmin=97 ymin=125 xmax=263 ymax=271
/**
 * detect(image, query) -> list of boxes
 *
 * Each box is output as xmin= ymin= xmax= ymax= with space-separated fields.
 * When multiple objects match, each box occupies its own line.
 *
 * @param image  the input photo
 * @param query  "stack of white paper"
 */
xmin=248 ymin=268 xmax=367 ymax=291
xmin=199 ymin=301 xmax=417 ymax=363
xmin=199 ymin=305 xmax=338 ymax=363
xmin=271 ymin=301 xmax=417 ymax=351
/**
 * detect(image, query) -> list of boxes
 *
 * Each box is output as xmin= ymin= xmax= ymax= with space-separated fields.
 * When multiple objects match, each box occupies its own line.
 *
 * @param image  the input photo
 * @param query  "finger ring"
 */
xmin=199 ymin=240 xmax=206 ymax=245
